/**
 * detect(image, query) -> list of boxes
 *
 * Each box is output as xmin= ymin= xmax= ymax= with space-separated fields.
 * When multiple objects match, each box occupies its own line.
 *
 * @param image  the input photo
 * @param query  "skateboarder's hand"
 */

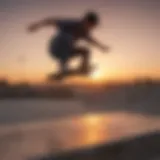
xmin=28 ymin=23 xmax=40 ymax=33
xmin=100 ymin=45 xmax=110 ymax=53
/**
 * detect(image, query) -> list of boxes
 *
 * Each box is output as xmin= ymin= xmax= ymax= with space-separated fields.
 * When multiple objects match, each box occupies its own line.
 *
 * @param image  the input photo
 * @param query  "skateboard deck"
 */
xmin=47 ymin=66 xmax=95 ymax=81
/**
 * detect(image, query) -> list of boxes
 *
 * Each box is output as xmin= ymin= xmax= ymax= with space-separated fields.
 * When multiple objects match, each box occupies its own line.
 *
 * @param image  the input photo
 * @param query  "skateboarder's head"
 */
xmin=83 ymin=11 xmax=99 ymax=30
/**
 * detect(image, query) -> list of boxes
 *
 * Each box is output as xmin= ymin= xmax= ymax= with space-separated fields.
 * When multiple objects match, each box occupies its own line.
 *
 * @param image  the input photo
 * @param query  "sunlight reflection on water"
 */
xmin=0 ymin=112 xmax=159 ymax=160
xmin=46 ymin=112 xmax=160 ymax=150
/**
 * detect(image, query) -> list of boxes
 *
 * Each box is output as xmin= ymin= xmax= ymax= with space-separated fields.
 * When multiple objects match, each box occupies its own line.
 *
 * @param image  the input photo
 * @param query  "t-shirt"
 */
xmin=56 ymin=19 xmax=90 ymax=41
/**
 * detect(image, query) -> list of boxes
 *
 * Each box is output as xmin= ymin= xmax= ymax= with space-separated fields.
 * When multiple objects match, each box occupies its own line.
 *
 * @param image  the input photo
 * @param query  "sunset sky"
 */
xmin=0 ymin=0 xmax=159 ymax=83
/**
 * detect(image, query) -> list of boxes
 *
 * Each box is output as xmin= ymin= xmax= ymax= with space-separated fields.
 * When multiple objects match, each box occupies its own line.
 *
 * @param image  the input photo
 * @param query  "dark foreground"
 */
xmin=32 ymin=131 xmax=160 ymax=160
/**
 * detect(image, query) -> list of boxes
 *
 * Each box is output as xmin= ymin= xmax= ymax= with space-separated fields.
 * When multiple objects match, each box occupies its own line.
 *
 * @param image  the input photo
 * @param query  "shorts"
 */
xmin=49 ymin=33 xmax=74 ymax=62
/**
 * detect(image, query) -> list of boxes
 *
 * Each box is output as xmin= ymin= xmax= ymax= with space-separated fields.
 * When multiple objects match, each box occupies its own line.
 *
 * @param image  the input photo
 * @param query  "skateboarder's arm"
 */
xmin=28 ymin=18 xmax=60 ymax=32
xmin=85 ymin=36 xmax=109 ymax=53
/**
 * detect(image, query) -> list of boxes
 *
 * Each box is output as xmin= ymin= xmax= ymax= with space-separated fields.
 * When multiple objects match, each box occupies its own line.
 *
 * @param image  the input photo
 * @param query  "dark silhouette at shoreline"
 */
xmin=0 ymin=79 xmax=74 ymax=99
xmin=0 ymin=78 xmax=159 ymax=99
xmin=0 ymin=78 xmax=160 ymax=116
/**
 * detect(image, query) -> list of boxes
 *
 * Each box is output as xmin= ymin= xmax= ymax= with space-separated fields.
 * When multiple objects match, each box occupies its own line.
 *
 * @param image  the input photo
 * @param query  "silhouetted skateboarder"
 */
xmin=28 ymin=11 xmax=110 ymax=80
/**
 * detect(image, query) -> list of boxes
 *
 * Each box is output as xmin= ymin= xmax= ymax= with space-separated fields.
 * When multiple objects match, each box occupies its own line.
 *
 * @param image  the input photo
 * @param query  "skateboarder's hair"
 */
xmin=84 ymin=11 xmax=99 ymax=25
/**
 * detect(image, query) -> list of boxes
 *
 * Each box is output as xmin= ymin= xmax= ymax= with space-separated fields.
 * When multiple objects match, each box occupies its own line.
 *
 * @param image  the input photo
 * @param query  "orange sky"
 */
xmin=0 ymin=0 xmax=159 ymax=83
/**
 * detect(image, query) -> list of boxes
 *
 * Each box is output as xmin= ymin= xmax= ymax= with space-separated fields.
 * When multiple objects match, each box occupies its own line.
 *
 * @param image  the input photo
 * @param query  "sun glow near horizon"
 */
xmin=90 ymin=68 xmax=103 ymax=81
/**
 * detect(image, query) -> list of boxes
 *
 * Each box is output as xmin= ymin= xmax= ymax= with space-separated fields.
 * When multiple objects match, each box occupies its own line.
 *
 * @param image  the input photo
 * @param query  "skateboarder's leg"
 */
xmin=59 ymin=58 xmax=69 ymax=74
xmin=49 ymin=33 xmax=73 ymax=74
xmin=72 ymin=47 xmax=90 ymax=73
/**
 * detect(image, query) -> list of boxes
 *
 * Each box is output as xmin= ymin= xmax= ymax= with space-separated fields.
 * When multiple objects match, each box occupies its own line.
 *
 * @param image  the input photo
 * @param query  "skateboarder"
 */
xmin=28 ymin=11 xmax=109 ymax=79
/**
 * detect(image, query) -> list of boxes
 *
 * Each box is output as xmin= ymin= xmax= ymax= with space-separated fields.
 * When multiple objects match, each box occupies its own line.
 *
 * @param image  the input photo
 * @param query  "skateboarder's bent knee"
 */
xmin=74 ymin=47 xmax=90 ymax=56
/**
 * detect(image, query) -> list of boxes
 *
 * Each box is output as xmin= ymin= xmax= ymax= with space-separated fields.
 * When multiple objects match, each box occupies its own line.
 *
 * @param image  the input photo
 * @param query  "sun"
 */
xmin=90 ymin=68 xmax=102 ymax=80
